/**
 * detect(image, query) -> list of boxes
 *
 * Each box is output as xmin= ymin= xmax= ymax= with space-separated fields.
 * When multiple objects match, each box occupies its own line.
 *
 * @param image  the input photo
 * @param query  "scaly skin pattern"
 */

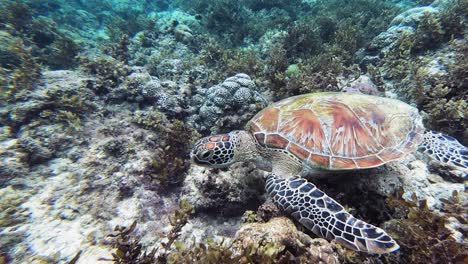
xmin=247 ymin=92 xmax=425 ymax=170
xmin=419 ymin=131 xmax=467 ymax=173
xmin=266 ymin=175 xmax=399 ymax=254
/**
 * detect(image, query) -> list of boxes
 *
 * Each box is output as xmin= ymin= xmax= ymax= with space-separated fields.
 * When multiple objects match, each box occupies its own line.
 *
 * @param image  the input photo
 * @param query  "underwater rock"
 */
xmin=174 ymin=24 xmax=193 ymax=43
xmin=351 ymin=158 xmax=465 ymax=210
xmin=367 ymin=5 xmax=440 ymax=53
xmin=3 ymin=70 xmax=95 ymax=129
xmin=19 ymin=136 xmax=53 ymax=164
xmin=0 ymin=138 xmax=29 ymax=185
xmin=182 ymin=163 xmax=266 ymax=216
xmin=391 ymin=6 xmax=439 ymax=29
xmin=0 ymin=185 xmax=31 ymax=228
xmin=340 ymin=75 xmax=380 ymax=95
xmin=233 ymin=217 xmax=341 ymax=263
xmin=256 ymin=202 xmax=281 ymax=222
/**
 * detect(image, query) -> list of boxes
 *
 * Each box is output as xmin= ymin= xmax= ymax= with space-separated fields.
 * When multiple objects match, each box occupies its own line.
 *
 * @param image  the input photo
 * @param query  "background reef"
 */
xmin=0 ymin=0 xmax=466 ymax=263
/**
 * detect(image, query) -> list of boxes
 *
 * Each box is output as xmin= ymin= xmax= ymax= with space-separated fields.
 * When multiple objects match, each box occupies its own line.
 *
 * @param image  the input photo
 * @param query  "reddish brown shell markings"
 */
xmin=279 ymin=109 xmax=328 ymax=152
xmin=247 ymin=93 xmax=424 ymax=170
xmin=287 ymin=143 xmax=310 ymax=160
xmin=331 ymin=157 xmax=356 ymax=169
xmin=327 ymin=101 xmax=381 ymax=157
xmin=252 ymin=107 xmax=280 ymax=131
xmin=309 ymin=154 xmax=330 ymax=168
xmin=355 ymin=156 xmax=384 ymax=168
xmin=266 ymin=134 xmax=289 ymax=149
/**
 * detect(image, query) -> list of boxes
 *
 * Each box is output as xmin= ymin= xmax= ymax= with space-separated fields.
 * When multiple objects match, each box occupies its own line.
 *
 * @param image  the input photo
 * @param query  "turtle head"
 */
xmin=191 ymin=130 xmax=256 ymax=168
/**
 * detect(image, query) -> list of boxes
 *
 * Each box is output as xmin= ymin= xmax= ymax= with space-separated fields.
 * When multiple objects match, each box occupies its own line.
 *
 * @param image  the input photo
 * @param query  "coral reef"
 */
xmin=182 ymin=163 xmax=265 ymax=216
xmin=360 ymin=0 xmax=467 ymax=141
xmin=187 ymin=73 xmax=268 ymax=134
xmin=383 ymin=191 xmax=468 ymax=263
xmin=1 ymin=0 xmax=467 ymax=263
xmin=0 ymin=0 xmax=80 ymax=69
xmin=0 ymin=32 xmax=41 ymax=102
xmin=233 ymin=217 xmax=342 ymax=263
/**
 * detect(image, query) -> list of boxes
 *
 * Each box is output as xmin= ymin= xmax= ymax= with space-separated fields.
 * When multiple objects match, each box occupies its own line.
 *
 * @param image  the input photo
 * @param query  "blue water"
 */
xmin=0 ymin=0 xmax=466 ymax=263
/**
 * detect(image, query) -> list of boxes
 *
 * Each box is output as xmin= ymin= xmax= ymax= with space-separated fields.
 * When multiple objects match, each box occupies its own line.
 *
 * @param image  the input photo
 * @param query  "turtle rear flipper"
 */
xmin=419 ymin=131 xmax=467 ymax=171
xmin=266 ymin=175 xmax=399 ymax=254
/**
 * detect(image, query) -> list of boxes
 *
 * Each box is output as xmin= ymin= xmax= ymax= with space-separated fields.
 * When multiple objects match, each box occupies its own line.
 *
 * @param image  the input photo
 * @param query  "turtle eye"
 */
xmin=198 ymin=150 xmax=213 ymax=161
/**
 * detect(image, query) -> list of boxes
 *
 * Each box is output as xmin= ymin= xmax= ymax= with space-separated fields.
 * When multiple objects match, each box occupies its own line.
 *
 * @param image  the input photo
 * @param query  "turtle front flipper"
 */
xmin=419 ymin=131 xmax=467 ymax=171
xmin=265 ymin=175 xmax=399 ymax=254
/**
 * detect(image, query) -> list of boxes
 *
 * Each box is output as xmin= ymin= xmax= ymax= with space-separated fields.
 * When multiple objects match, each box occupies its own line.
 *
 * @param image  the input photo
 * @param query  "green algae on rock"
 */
xmin=1 ymin=0 xmax=467 ymax=263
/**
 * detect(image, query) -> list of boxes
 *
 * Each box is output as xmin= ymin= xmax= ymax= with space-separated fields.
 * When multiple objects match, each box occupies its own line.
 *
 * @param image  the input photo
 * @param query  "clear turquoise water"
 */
xmin=0 ymin=0 xmax=466 ymax=263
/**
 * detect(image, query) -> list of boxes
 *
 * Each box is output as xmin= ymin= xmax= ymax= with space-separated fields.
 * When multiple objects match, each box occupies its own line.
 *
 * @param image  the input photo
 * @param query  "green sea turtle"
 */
xmin=190 ymin=92 xmax=467 ymax=254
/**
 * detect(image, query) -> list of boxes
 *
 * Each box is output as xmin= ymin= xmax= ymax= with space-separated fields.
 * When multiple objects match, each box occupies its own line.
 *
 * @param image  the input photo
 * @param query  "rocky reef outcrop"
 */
xmin=187 ymin=73 xmax=268 ymax=133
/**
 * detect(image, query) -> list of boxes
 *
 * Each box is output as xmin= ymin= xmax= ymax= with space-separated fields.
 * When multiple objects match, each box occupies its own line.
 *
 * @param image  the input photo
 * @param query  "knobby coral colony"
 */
xmin=0 ymin=0 xmax=467 ymax=263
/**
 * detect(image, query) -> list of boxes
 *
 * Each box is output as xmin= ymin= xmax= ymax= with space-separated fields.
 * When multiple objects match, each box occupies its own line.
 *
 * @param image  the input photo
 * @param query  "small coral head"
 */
xmin=191 ymin=133 xmax=235 ymax=168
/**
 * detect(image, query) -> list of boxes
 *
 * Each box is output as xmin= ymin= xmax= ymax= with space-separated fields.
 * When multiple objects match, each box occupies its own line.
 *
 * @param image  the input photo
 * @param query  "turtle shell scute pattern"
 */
xmin=246 ymin=93 xmax=424 ymax=170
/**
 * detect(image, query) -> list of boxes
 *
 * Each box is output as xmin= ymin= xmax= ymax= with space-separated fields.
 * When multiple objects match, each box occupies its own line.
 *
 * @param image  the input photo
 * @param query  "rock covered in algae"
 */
xmin=233 ymin=217 xmax=341 ymax=264
xmin=182 ymin=163 xmax=266 ymax=216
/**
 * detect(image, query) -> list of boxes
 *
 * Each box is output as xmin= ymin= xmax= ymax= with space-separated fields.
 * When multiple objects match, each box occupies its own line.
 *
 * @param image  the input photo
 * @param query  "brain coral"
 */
xmin=189 ymin=73 xmax=268 ymax=134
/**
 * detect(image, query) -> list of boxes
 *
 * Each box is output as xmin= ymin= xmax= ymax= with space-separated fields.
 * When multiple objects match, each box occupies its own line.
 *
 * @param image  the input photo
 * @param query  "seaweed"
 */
xmin=273 ymin=47 xmax=359 ymax=98
xmin=80 ymin=55 xmax=131 ymax=96
xmin=382 ymin=191 xmax=468 ymax=263
xmin=410 ymin=40 xmax=467 ymax=142
xmin=439 ymin=0 xmax=468 ymax=39
xmin=101 ymin=200 xmax=195 ymax=264
xmin=411 ymin=12 xmax=445 ymax=53
xmin=163 ymin=200 xmax=196 ymax=251
xmin=0 ymin=1 xmax=80 ymax=69
xmin=0 ymin=1 xmax=34 ymax=33
xmin=0 ymin=35 xmax=41 ymax=103
xmin=100 ymin=221 xmax=158 ymax=264
xmin=283 ymin=19 xmax=322 ymax=59
xmin=103 ymin=34 xmax=131 ymax=64
xmin=38 ymin=84 xmax=94 ymax=132
xmin=133 ymin=109 xmax=200 ymax=187
xmin=148 ymin=119 xmax=200 ymax=186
